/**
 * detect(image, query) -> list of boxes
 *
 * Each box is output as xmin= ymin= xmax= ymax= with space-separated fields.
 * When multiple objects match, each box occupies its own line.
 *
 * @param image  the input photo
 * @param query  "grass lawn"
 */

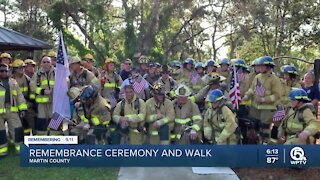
xmin=0 ymin=144 xmax=119 ymax=180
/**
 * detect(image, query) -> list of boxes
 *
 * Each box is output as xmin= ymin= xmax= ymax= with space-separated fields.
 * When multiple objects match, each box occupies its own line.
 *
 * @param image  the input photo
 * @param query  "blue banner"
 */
xmin=20 ymin=145 xmax=318 ymax=167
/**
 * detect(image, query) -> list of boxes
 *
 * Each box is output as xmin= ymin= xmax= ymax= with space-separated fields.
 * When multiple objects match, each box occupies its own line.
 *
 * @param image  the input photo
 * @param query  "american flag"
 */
xmin=52 ymin=31 xmax=71 ymax=119
xmin=256 ymin=79 xmax=265 ymax=97
xmin=237 ymin=68 xmax=245 ymax=82
xmin=229 ymin=65 xmax=241 ymax=109
xmin=273 ymin=107 xmax=286 ymax=122
xmin=133 ymin=76 xmax=147 ymax=93
xmin=48 ymin=112 xmax=65 ymax=130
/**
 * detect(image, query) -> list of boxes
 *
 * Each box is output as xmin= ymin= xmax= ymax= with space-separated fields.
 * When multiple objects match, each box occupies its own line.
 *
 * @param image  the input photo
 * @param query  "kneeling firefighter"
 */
xmin=278 ymin=88 xmax=320 ymax=145
xmin=203 ymin=89 xmax=240 ymax=144
xmin=145 ymin=82 xmax=175 ymax=144
xmin=73 ymin=85 xmax=112 ymax=144
xmin=171 ymin=84 xmax=202 ymax=144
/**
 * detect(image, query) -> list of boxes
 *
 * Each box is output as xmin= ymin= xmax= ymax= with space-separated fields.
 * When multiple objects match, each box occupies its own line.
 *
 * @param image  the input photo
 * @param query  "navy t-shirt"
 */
xmin=302 ymin=85 xmax=320 ymax=101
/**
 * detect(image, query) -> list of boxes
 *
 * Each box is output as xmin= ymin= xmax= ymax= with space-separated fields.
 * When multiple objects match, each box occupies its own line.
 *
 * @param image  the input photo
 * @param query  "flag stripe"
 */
xmin=229 ymin=65 xmax=241 ymax=109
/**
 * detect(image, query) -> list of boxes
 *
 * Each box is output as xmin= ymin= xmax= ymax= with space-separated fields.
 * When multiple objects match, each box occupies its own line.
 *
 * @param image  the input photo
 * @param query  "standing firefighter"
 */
xmin=203 ymin=89 xmax=239 ymax=144
xmin=69 ymin=56 xmax=99 ymax=88
xmin=0 ymin=63 xmax=27 ymax=156
xmin=278 ymin=88 xmax=320 ymax=145
xmin=156 ymin=65 xmax=177 ymax=100
xmin=243 ymin=56 xmax=282 ymax=144
xmin=172 ymin=84 xmax=202 ymax=144
xmin=101 ymin=58 xmax=123 ymax=109
xmin=113 ymin=85 xmax=146 ymax=144
xmin=30 ymin=56 xmax=55 ymax=135
xmin=75 ymin=85 xmax=111 ymax=144
xmin=145 ymin=83 xmax=175 ymax=144
xmin=11 ymin=59 xmax=34 ymax=135
xmin=82 ymin=53 xmax=99 ymax=78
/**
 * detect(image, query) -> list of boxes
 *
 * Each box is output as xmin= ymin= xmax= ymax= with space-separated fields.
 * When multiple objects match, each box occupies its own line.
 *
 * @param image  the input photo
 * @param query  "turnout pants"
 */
xmin=0 ymin=108 xmax=23 ymax=156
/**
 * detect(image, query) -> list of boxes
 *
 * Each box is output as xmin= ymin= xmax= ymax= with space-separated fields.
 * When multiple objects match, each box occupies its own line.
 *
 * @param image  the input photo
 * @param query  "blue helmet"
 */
xmin=207 ymin=89 xmax=225 ymax=103
xmin=289 ymin=88 xmax=310 ymax=101
xmin=255 ymin=56 xmax=275 ymax=66
xmin=219 ymin=58 xmax=229 ymax=65
xmin=184 ymin=57 xmax=194 ymax=65
xmin=206 ymin=59 xmax=216 ymax=67
xmin=232 ymin=58 xmax=246 ymax=67
xmin=281 ymin=65 xmax=298 ymax=75
xmin=80 ymin=85 xmax=99 ymax=101
xmin=171 ymin=60 xmax=182 ymax=68
xmin=195 ymin=62 xmax=205 ymax=69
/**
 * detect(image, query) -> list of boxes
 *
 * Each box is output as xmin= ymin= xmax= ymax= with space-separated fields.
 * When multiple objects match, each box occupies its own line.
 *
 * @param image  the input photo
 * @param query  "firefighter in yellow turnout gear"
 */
xmin=146 ymin=83 xmax=175 ymax=144
xmin=100 ymin=58 xmax=123 ymax=109
xmin=172 ymin=84 xmax=202 ymax=144
xmin=30 ymin=56 xmax=55 ymax=135
xmin=203 ymin=89 xmax=239 ymax=144
xmin=243 ymin=56 xmax=282 ymax=144
xmin=69 ymin=56 xmax=99 ymax=88
xmin=278 ymin=88 xmax=320 ymax=144
xmin=74 ymin=85 xmax=112 ymax=144
xmin=0 ymin=63 xmax=27 ymax=156
xmin=11 ymin=59 xmax=35 ymax=135
xmin=113 ymin=85 xmax=146 ymax=144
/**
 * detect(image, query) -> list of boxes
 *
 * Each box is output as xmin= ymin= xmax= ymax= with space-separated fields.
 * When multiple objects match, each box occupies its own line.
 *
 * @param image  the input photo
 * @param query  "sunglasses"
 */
xmin=0 ymin=70 xmax=8 ymax=73
xmin=42 ymin=61 xmax=51 ymax=64
xmin=15 ymin=66 xmax=25 ymax=69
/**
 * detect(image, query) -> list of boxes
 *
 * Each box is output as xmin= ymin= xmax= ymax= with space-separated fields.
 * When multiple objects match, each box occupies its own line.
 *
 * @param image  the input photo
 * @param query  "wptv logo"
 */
xmin=290 ymin=147 xmax=307 ymax=165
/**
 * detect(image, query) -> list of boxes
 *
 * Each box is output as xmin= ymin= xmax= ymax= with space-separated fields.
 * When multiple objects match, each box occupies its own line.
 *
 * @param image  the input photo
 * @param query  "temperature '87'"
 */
xmin=266 ymin=157 xmax=279 ymax=164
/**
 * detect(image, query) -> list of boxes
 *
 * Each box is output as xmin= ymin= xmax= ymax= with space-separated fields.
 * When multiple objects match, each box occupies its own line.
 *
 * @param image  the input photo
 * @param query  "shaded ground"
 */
xmin=233 ymin=168 xmax=320 ymax=180
xmin=0 ymin=144 xmax=118 ymax=180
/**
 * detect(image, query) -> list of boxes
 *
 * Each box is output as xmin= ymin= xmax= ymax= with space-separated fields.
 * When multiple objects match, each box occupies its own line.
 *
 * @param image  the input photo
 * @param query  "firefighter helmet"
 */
xmin=11 ymin=59 xmax=25 ymax=68
xmin=207 ymin=89 xmax=225 ymax=103
xmin=175 ymin=84 xmax=192 ymax=96
xmin=289 ymin=88 xmax=310 ymax=101
xmin=0 ymin=53 xmax=12 ymax=59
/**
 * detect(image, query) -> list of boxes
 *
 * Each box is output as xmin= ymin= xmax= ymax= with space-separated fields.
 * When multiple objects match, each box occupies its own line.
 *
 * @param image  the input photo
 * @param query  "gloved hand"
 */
xmin=44 ymin=89 xmax=52 ymax=95
xmin=215 ymin=137 xmax=222 ymax=144
xmin=204 ymin=132 xmax=212 ymax=140
xmin=119 ymin=117 xmax=129 ymax=129
xmin=242 ymin=95 xmax=249 ymax=101
xmin=156 ymin=113 xmax=163 ymax=120
xmin=277 ymin=137 xmax=286 ymax=144
xmin=151 ymin=120 xmax=162 ymax=129
xmin=255 ymin=95 xmax=265 ymax=103
xmin=190 ymin=130 xmax=197 ymax=140
xmin=298 ymin=130 xmax=310 ymax=141
xmin=19 ymin=111 xmax=26 ymax=118
xmin=83 ymin=123 xmax=90 ymax=131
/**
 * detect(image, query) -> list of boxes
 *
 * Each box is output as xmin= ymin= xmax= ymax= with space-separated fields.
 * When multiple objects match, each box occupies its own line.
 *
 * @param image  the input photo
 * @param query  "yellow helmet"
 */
xmin=24 ymin=59 xmax=36 ymax=65
xmin=175 ymin=84 xmax=191 ymax=96
xmin=11 ymin=59 xmax=25 ymax=68
xmin=102 ymin=58 xmax=115 ymax=70
xmin=0 ymin=53 xmax=12 ymax=59
xmin=83 ymin=53 xmax=95 ymax=62
xmin=48 ymin=51 xmax=57 ymax=58
xmin=104 ymin=58 xmax=115 ymax=64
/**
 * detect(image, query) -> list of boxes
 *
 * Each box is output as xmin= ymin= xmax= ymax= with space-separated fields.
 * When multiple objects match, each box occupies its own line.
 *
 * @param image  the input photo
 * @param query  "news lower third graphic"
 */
xmin=21 ymin=136 xmax=318 ymax=167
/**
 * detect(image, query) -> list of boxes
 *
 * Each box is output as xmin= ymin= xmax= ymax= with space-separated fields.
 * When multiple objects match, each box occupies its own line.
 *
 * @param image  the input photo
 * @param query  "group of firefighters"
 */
xmin=0 ymin=51 xmax=319 ymax=157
